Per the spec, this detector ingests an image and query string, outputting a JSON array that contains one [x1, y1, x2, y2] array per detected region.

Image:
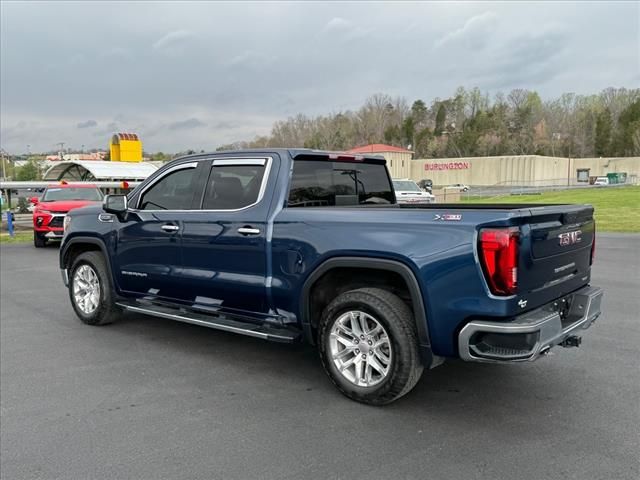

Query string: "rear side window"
[[288, 161, 394, 207], [139, 167, 197, 210], [202, 163, 266, 210]]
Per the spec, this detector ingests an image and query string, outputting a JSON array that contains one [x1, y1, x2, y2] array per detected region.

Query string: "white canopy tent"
[[43, 161, 160, 181]]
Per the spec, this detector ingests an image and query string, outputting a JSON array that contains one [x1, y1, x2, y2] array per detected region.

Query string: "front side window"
[[288, 161, 394, 207], [139, 167, 197, 210], [202, 164, 266, 210]]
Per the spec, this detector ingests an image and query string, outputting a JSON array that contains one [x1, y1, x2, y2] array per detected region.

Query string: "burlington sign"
[[425, 162, 470, 171]]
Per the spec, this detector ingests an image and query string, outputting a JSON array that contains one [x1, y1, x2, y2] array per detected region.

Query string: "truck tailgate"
[[519, 205, 595, 295]]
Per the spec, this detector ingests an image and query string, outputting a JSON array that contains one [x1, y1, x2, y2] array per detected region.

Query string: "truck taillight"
[[479, 227, 519, 296]]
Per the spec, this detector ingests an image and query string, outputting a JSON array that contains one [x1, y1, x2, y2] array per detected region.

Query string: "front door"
[[178, 157, 277, 322], [112, 161, 205, 302]]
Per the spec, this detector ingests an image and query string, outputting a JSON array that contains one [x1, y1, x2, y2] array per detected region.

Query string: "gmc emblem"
[[558, 230, 582, 246]]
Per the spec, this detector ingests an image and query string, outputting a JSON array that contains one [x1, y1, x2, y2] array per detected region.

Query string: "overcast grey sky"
[[1, 1, 638, 153]]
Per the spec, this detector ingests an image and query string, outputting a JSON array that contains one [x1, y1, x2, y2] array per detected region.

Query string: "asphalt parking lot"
[[1, 235, 639, 480]]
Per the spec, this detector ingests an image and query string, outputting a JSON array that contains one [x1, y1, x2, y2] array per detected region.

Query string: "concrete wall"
[[380, 151, 413, 178], [409, 155, 640, 186]]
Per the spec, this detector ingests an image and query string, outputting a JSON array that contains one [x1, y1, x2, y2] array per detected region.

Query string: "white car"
[[593, 177, 609, 186], [449, 183, 470, 192], [392, 179, 436, 204]]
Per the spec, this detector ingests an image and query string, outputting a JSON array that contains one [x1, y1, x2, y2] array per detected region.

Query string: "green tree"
[[16, 157, 42, 181], [435, 104, 446, 136], [594, 108, 613, 156], [612, 99, 640, 156], [150, 152, 170, 162], [411, 99, 428, 126]]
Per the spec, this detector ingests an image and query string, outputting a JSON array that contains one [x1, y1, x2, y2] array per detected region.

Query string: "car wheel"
[[33, 231, 47, 248], [318, 287, 424, 405], [69, 252, 120, 326]]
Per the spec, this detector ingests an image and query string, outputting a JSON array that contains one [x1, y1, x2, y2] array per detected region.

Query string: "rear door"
[[112, 161, 207, 301]]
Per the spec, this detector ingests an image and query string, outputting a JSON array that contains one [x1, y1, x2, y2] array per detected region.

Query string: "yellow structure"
[[109, 133, 143, 162]]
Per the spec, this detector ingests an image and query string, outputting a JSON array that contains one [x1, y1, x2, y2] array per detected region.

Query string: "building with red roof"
[[346, 144, 414, 155], [346, 144, 413, 178]]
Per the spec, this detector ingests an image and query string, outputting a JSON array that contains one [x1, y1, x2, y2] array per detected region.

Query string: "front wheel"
[[69, 252, 120, 325], [318, 287, 424, 405], [33, 231, 47, 248]]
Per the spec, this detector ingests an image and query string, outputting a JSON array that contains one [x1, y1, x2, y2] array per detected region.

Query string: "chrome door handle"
[[237, 227, 260, 236], [161, 224, 180, 233]]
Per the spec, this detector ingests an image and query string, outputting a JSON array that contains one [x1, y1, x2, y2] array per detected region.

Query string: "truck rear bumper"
[[458, 285, 603, 362]]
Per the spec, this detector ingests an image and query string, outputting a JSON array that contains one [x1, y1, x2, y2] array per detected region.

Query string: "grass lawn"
[[0, 231, 34, 244], [463, 185, 640, 233]]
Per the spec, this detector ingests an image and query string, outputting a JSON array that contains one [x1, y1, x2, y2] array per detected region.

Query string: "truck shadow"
[[109, 310, 578, 421]]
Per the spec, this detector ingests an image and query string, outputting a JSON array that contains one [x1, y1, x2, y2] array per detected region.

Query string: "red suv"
[[32, 183, 103, 247]]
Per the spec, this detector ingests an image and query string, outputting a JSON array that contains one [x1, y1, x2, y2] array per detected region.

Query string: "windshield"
[[393, 180, 421, 192], [42, 187, 103, 202]]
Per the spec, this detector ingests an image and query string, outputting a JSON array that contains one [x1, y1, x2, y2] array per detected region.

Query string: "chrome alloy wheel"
[[73, 264, 101, 315], [329, 311, 392, 387]]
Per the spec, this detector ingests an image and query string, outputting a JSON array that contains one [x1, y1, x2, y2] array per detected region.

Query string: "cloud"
[[168, 118, 206, 131], [473, 28, 568, 89], [214, 121, 240, 130], [101, 47, 133, 61], [434, 11, 498, 49], [324, 17, 352, 32], [77, 119, 97, 129], [0, 2, 636, 153], [92, 122, 120, 137], [152, 30, 195, 52], [227, 50, 273, 69], [322, 17, 369, 40]]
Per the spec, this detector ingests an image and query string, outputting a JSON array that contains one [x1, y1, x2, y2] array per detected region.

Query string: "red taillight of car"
[[590, 224, 596, 265], [479, 227, 519, 296]]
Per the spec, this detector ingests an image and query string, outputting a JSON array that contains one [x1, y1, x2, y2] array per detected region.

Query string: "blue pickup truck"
[[59, 149, 603, 404]]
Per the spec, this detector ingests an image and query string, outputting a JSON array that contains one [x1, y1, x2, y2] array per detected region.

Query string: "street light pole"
[[1, 150, 6, 180]]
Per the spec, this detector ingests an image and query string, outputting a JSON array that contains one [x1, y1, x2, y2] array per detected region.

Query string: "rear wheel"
[[318, 287, 423, 405], [69, 251, 120, 325], [33, 231, 47, 248]]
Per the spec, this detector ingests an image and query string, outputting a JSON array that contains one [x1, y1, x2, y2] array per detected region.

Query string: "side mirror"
[[103, 194, 128, 214], [30, 197, 39, 205]]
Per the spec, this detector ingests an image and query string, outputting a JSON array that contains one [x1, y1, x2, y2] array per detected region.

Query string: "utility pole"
[[1, 149, 6, 180]]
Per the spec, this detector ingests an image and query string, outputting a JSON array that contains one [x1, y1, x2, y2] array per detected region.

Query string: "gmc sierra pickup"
[[59, 149, 603, 405]]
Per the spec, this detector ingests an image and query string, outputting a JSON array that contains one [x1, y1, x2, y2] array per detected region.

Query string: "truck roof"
[[177, 148, 387, 164]]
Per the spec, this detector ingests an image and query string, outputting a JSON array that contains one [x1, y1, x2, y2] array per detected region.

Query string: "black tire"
[[318, 287, 424, 405], [68, 251, 120, 326], [33, 231, 47, 248]]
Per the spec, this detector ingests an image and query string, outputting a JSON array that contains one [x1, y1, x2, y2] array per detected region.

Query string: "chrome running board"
[[116, 301, 299, 343]]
